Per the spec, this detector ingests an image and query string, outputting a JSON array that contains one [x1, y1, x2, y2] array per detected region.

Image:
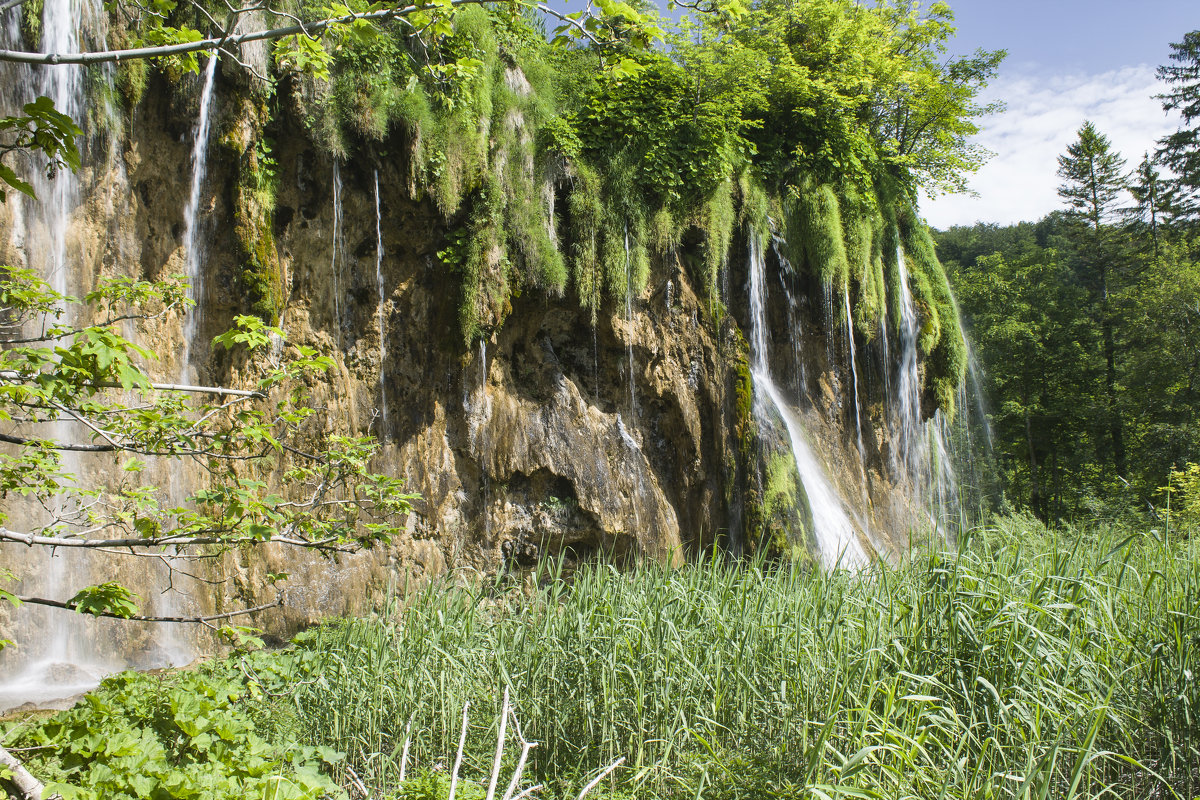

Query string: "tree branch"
[[16, 596, 281, 626], [0, 371, 264, 398], [0, 527, 354, 552], [0, 743, 47, 800], [0, 0, 488, 66], [0, 431, 117, 451]]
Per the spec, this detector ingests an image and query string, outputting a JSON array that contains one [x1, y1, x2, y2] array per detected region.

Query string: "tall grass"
[[287, 516, 1199, 799]]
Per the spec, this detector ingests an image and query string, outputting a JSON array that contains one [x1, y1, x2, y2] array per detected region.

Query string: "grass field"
[[286, 515, 1199, 799], [4, 515, 1197, 799]]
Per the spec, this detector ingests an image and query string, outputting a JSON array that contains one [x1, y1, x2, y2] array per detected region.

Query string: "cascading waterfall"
[[466, 340, 492, 538], [179, 54, 218, 378], [895, 249, 923, 480], [373, 170, 388, 433], [155, 55, 220, 671], [619, 223, 647, 535], [623, 223, 637, 423], [330, 162, 345, 347], [0, 0, 119, 711], [747, 233, 867, 568], [843, 290, 865, 457], [771, 235, 807, 395], [893, 248, 962, 531]]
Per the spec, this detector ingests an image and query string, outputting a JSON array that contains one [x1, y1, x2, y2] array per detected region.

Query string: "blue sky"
[[922, 0, 1197, 227]]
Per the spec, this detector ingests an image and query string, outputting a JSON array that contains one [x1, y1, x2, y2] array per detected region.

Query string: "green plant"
[[0, 656, 347, 800], [0, 270, 416, 631], [283, 520, 1200, 799]]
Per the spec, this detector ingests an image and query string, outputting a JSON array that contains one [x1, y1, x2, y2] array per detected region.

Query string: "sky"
[[920, 0, 1196, 229]]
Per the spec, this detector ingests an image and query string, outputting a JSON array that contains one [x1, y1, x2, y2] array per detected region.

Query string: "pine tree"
[[1057, 121, 1129, 478], [1127, 153, 1164, 259], [1156, 30, 1200, 222]]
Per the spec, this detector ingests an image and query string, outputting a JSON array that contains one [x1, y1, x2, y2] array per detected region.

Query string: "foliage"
[[0, 270, 416, 631], [944, 58, 1200, 519], [0, 654, 347, 800], [0, 96, 81, 202], [282, 520, 1199, 799], [1162, 462, 1200, 538], [1156, 30, 1200, 222]]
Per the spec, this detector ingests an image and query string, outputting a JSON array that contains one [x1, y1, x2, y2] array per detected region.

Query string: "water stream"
[[747, 234, 867, 568], [330, 162, 345, 348], [374, 170, 389, 433], [843, 290, 865, 457], [179, 54, 218, 378], [623, 223, 637, 424], [0, 0, 118, 712], [894, 248, 963, 531]]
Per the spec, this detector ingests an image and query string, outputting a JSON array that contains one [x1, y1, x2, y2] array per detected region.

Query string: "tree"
[[0, 0, 681, 198], [1057, 121, 1129, 478], [1, 269, 417, 631], [1156, 30, 1200, 222], [1127, 153, 1165, 259]]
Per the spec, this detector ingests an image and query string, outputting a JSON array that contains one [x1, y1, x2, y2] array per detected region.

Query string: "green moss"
[[21, 0, 42, 50], [697, 177, 735, 306], [738, 173, 771, 241], [898, 207, 967, 417], [116, 59, 149, 109], [785, 176, 849, 290], [763, 453, 812, 561], [229, 98, 285, 324], [840, 188, 886, 339]]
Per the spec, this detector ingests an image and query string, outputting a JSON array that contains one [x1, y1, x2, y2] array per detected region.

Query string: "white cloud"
[[921, 65, 1181, 229]]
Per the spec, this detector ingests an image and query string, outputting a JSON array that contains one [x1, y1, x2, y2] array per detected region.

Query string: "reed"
[[289, 517, 1199, 799]]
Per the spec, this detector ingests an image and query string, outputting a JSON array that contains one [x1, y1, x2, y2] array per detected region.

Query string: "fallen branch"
[[0, 743, 49, 800], [448, 701, 470, 800], [577, 757, 625, 800]]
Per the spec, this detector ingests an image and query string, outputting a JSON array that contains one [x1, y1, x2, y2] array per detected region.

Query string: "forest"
[[0, 2, 1197, 800], [939, 35, 1200, 525]]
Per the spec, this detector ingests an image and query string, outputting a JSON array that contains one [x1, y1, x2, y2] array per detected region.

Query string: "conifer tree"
[[1127, 153, 1165, 259], [1057, 121, 1128, 478], [1156, 30, 1200, 222]]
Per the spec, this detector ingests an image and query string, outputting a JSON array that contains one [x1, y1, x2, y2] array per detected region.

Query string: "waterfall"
[[331, 162, 345, 347], [373, 170, 388, 433], [965, 345, 994, 451], [148, 54, 220, 671], [0, 0, 120, 712], [179, 55, 218, 377], [623, 222, 637, 423], [843, 290, 865, 457], [894, 248, 962, 531], [465, 341, 492, 539], [748, 234, 867, 569]]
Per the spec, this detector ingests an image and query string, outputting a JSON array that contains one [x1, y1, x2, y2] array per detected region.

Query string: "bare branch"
[[0, 744, 45, 800], [576, 758, 624, 800], [17, 596, 281, 627], [0, 431, 119, 452], [0, 376, 265, 400], [0, 527, 354, 552]]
